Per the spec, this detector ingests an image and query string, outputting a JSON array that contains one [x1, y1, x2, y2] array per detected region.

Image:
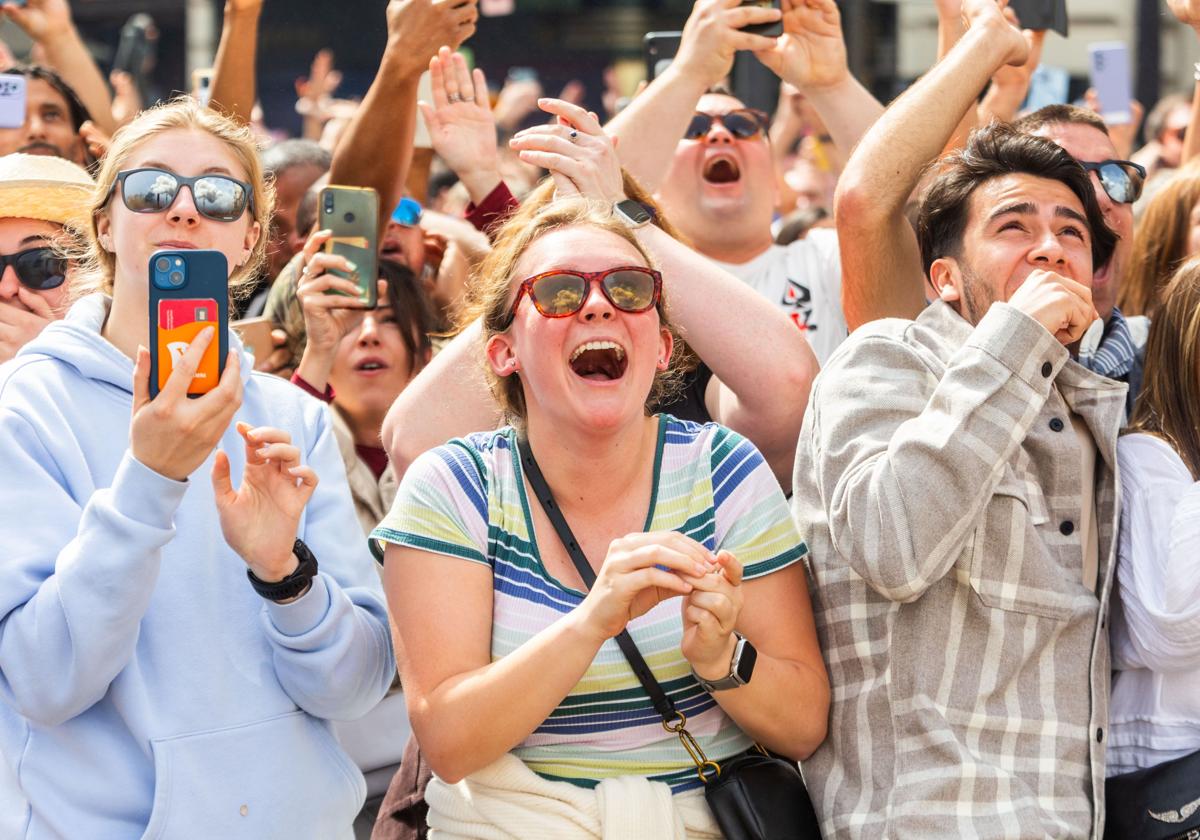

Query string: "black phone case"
[[741, 0, 783, 38], [148, 249, 229, 399], [319, 186, 379, 308], [644, 32, 682, 84]]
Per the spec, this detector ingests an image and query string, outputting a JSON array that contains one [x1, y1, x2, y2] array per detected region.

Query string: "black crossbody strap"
[[517, 435, 678, 724]]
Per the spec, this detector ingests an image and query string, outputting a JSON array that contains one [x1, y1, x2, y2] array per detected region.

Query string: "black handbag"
[[517, 437, 823, 840], [1104, 747, 1200, 840]]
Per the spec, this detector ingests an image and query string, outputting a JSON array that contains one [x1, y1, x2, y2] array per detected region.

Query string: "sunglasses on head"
[[390, 197, 423, 227], [0, 247, 68, 291], [501, 266, 662, 330], [106, 167, 254, 222], [684, 109, 769, 141], [1079, 159, 1146, 205]]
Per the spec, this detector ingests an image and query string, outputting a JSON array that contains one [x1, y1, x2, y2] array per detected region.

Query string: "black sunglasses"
[[106, 167, 255, 222], [0, 246, 68, 291], [1079, 160, 1146, 205], [684, 109, 770, 141]]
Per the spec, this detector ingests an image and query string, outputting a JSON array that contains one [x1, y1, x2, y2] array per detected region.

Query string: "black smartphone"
[[112, 14, 153, 79], [318, 185, 379, 308], [1007, 0, 1069, 37], [644, 32, 682, 83], [148, 250, 229, 399], [741, 0, 783, 38]]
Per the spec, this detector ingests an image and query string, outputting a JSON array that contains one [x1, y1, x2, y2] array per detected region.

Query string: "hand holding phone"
[[130, 331, 243, 482], [148, 251, 229, 398], [318, 186, 379, 307], [1088, 43, 1133, 125]]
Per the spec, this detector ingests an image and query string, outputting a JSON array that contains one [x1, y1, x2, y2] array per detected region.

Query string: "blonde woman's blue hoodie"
[[0, 295, 395, 839]]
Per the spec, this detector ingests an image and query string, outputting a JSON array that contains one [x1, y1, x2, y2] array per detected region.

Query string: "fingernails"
[[693, 563, 706, 576], [257, 447, 270, 457], [345, 260, 357, 271]]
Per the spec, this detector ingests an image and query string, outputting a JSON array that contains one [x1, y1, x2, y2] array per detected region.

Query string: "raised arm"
[[2, 0, 115, 134], [605, 0, 780, 193], [512, 99, 818, 485], [208, 0, 263, 125], [1168, 0, 1200, 165], [837, 0, 1027, 331], [328, 0, 478, 241], [753, 0, 884, 166]]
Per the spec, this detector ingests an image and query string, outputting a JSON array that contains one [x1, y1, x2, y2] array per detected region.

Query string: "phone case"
[[740, 0, 783, 38], [319, 186, 379, 308], [148, 250, 229, 399], [644, 32, 682, 84], [0, 75, 27, 130], [1089, 43, 1133, 126]]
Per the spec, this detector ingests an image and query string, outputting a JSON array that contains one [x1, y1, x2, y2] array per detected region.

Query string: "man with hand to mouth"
[[608, 0, 883, 364], [794, 0, 1126, 835], [0, 152, 92, 363]]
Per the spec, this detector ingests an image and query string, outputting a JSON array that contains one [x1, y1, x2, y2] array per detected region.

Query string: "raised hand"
[[129, 329, 244, 481], [109, 70, 142, 128], [212, 422, 319, 584], [1167, 0, 1200, 30], [673, 0, 782, 90], [0, 0, 73, 43], [681, 550, 745, 680], [385, 0, 479, 76], [576, 532, 712, 642], [963, 0, 1028, 68], [419, 47, 500, 200], [509, 98, 624, 202], [755, 0, 849, 91], [295, 48, 343, 103]]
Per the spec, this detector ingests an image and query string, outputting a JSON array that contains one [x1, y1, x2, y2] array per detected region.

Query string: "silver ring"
[[447, 92, 462, 103], [569, 129, 579, 143]]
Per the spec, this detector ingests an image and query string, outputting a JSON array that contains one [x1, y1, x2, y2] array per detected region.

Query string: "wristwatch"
[[247, 539, 318, 602], [692, 633, 757, 692], [613, 198, 652, 229]]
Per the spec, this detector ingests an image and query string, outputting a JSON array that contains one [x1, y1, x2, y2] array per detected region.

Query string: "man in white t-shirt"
[[608, 0, 882, 363]]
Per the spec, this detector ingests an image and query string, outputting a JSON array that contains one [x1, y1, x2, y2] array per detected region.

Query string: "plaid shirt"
[[793, 302, 1126, 838]]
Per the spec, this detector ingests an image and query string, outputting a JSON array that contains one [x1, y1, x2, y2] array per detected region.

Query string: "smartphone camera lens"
[[169, 270, 184, 286], [344, 211, 355, 223], [155, 256, 170, 272], [324, 194, 334, 214]]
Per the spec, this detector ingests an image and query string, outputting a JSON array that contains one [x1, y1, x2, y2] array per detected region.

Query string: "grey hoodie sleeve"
[[257, 403, 395, 722], [0, 410, 187, 727]]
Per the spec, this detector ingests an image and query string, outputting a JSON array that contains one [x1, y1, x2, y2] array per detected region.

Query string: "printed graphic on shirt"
[[781, 277, 815, 332]]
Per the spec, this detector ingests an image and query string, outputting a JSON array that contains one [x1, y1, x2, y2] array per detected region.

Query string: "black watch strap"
[[247, 539, 318, 602]]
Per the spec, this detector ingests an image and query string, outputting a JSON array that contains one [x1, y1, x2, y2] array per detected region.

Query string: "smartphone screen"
[[0, 75, 27, 130]]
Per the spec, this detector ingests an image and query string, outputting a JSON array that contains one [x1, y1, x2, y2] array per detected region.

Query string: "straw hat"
[[0, 153, 94, 231]]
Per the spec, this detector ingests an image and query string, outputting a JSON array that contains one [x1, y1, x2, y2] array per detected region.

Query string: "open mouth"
[[569, 341, 628, 381], [355, 357, 388, 373], [703, 156, 741, 184]]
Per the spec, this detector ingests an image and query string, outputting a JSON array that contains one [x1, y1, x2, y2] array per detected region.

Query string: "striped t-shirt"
[[371, 415, 806, 791]]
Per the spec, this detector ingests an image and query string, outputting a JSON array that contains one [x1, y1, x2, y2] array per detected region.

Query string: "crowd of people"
[[1, 0, 1198, 837]]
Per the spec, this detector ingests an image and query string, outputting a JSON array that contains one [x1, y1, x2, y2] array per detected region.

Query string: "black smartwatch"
[[692, 633, 757, 692], [247, 539, 318, 602]]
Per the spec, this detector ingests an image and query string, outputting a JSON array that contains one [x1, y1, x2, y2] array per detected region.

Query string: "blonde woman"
[[0, 99, 393, 838]]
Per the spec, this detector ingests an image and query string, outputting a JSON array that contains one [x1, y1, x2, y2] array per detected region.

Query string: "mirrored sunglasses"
[[1080, 160, 1146, 205], [107, 167, 254, 222]]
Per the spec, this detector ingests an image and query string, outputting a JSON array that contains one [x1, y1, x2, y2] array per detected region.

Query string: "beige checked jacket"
[[792, 301, 1126, 839]]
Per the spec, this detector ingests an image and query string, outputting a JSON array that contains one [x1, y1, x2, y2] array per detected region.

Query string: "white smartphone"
[[0, 75, 27, 130], [1088, 43, 1133, 126]]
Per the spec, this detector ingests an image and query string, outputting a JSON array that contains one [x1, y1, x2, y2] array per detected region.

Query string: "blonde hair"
[[1119, 164, 1200, 318], [71, 98, 275, 302], [1126, 256, 1200, 479], [462, 195, 683, 425]]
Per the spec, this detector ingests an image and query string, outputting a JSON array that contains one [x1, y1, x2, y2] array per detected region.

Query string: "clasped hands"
[[575, 531, 746, 680]]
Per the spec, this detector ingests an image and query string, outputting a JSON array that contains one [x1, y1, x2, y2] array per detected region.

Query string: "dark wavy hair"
[[918, 123, 1117, 279]]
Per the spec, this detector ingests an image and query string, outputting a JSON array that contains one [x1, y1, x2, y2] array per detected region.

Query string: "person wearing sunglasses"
[[1013, 105, 1154, 419], [0, 99, 394, 839], [605, 0, 884, 367], [372, 196, 828, 835], [0, 152, 91, 364]]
